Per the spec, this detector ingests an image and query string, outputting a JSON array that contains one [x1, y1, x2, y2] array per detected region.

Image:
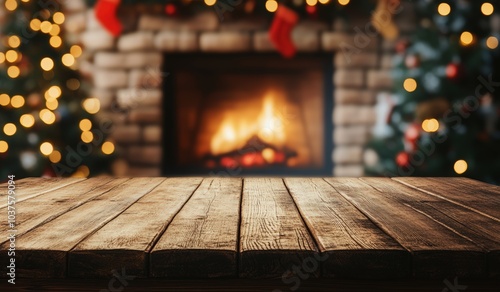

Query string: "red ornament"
[[404, 123, 420, 143], [396, 151, 410, 167], [306, 5, 317, 17], [395, 39, 409, 54], [94, 0, 123, 36], [405, 54, 419, 68], [165, 3, 177, 16], [220, 156, 237, 169], [269, 5, 299, 58], [42, 167, 56, 178], [446, 63, 462, 80]]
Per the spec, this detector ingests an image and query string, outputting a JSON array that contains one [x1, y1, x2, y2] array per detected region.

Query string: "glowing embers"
[[204, 91, 298, 169]]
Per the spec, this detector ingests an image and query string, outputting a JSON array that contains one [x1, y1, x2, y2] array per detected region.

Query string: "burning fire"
[[210, 92, 286, 155]]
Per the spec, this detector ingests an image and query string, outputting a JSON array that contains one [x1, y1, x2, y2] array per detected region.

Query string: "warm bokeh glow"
[[0, 141, 8, 153], [102, 141, 115, 155], [62, 53, 75, 67], [5, 0, 17, 11], [5, 50, 18, 62], [454, 159, 468, 174], [47, 86, 62, 99], [41, 57, 54, 71], [40, 21, 52, 33], [30, 19, 41, 31], [11, 95, 25, 108], [8, 36, 21, 48], [306, 0, 318, 6], [49, 24, 60, 36], [20, 114, 35, 128], [53, 12, 65, 24], [40, 142, 54, 156], [83, 98, 100, 114], [204, 0, 216, 6], [0, 94, 10, 106], [437, 3, 451, 16], [338, 0, 350, 5], [481, 2, 494, 16], [0, 52, 5, 63], [79, 119, 92, 131], [486, 36, 498, 49], [460, 31, 474, 46], [422, 118, 440, 132], [403, 78, 417, 92], [7, 66, 20, 78], [81, 131, 94, 143], [4, 123, 17, 136], [49, 150, 62, 163], [46, 98, 58, 110], [266, 0, 278, 12], [50, 36, 62, 48], [40, 109, 56, 124], [70, 45, 83, 58]]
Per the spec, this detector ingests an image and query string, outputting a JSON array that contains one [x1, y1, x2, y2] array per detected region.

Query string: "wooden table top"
[[1, 177, 499, 282]]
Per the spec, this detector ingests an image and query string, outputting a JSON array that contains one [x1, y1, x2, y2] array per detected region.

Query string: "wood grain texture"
[[0, 177, 127, 245], [391, 177, 500, 278], [393, 177, 500, 221], [150, 178, 242, 278], [0, 177, 165, 278], [69, 178, 203, 278], [324, 178, 487, 279], [285, 178, 410, 279], [0, 177, 84, 208], [239, 178, 318, 278]]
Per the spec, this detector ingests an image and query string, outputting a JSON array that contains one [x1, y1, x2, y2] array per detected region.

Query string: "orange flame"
[[210, 92, 286, 155]]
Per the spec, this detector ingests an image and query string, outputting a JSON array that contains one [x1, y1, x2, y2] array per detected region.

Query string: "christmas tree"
[[365, 0, 500, 184], [0, 0, 114, 178]]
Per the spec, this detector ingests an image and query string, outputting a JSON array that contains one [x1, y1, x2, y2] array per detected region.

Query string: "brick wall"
[[64, 1, 417, 177]]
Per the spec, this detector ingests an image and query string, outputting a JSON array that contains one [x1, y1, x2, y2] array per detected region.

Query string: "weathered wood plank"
[[0, 177, 84, 208], [393, 177, 500, 221], [239, 178, 318, 278], [284, 178, 409, 279], [69, 178, 203, 278], [0, 177, 127, 245], [0, 177, 165, 278], [325, 177, 486, 279], [389, 177, 500, 278], [150, 178, 242, 278]]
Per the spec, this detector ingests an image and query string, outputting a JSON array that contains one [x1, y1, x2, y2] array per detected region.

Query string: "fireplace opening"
[[162, 54, 333, 176]]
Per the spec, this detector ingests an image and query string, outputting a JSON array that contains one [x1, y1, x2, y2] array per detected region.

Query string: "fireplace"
[[162, 54, 333, 176]]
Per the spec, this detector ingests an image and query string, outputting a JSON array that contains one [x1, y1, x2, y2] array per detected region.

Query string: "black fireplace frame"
[[162, 53, 334, 176]]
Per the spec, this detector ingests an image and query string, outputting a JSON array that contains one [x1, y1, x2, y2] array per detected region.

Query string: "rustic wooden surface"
[[0, 177, 499, 290]]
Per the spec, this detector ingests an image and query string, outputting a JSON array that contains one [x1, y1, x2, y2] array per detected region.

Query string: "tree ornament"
[[269, 5, 299, 58], [306, 4, 318, 18], [42, 166, 56, 178], [446, 62, 462, 80], [396, 151, 410, 167], [95, 0, 123, 36], [395, 39, 409, 54], [404, 54, 420, 68], [165, 3, 177, 16], [404, 123, 420, 143]]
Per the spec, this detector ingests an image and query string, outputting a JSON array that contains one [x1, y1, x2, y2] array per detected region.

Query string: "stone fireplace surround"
[[63, 1, 415, 177]]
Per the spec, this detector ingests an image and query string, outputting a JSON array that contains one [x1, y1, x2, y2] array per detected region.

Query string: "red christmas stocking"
[[95, 0, 122, 36], [269, 5, 299, 58]]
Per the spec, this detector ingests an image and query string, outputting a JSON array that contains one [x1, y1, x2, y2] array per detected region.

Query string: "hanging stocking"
[[95, 0, 122, 37], [269, 5, 299, 58]]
